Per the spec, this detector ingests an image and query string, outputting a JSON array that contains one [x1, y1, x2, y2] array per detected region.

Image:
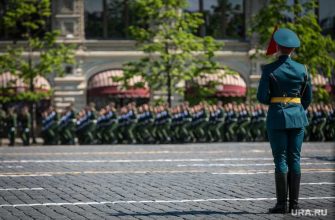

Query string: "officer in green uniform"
[[18, 106, 31, 146], [257, 28, 312, 213], [6, 107, 17, 146]]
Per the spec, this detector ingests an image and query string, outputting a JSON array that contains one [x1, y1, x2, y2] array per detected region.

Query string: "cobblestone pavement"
[[0, 142, 334, 220]]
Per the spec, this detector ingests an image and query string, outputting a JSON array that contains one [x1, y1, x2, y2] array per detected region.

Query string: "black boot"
[[269, 173, 287, 213], [288, 172, 301, 213]]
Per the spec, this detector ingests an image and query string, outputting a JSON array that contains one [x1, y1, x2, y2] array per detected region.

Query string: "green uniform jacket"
[[6, 113, 17, 128], [19, 113, 31, 128], [257, 55, 312, 129]]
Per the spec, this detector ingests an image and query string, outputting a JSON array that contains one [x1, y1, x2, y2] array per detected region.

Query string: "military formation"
[[38, 101, 269, 145], [0, 102, 334, 146]]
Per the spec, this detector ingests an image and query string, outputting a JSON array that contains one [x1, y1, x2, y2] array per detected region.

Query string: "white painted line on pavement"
[[0, 166, 23, 168], [301, 182, 335, 185], [178, 162, 335, 167], [1, 168, 334, 177], [0, 174, 52, 177], [0, 196, 334, 207], [0, 157, 311, 164], [0, 188, 44, 191], [212, 170, 335, 175], [0, 147, 332, 155], [0, 150, 245, 156]]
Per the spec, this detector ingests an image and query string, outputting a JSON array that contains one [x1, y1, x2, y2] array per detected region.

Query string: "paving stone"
[[0, 143, 334, 219]]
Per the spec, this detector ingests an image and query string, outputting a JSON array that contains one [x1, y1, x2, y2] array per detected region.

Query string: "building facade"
[[1, 0, 334, 111]]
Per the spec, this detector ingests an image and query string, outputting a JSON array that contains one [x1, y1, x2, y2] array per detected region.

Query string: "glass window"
[[84, 0, 103, 39], [186, 0, 245, 39], [0, 0, 7, 40], [318, 0, 335, 38], [84, 0, 138, 40]]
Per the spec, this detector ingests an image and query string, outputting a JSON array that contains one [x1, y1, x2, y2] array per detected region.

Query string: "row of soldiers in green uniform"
[[39, 102, 335, 145], [40, 102, 268, 145], [1, 102, 334, 146], [306, 104, 335, 141], [0, 105, 31, 146]]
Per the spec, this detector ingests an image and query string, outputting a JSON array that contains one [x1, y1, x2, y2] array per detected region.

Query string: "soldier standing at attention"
[[257, 28, 312, 213], [18, 106, 31, 146]]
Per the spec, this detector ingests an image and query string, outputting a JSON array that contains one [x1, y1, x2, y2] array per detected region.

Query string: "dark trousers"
[[267, 128, 304, 174]]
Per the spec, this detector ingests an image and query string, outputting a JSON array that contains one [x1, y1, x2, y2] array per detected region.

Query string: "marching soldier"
[[49, 106, 59, 145], [18, 106, 31, 146], [41, 106, 58, 145], [215, 102, 225, 142], [75, 110, 86, 144], [257, 28, 312, 213], [116, 107, 128, 143], [79, 106, 96, 145], [103, 103, 118, 144], [224, 103, 238, 141], [124, 103, 138, 144], [0, 105, 6, 146], [236, 104, 251, 141], [325, 104, 335, 141], [250, 105, 258, 141], [304, 106, 313, 141], [315, 104, 327, 141], [206, 105, 218, 142], [260, 105, 268, 141], [157, 105, 171, 143], [194, 103, 209, 142], [179, 103, 192, 143], [134, 106, 146, 143], [59, 105, 76, 145], [135, 104, 154, 143], [6, 107, 17, 146], [95, 107, 108, 144]]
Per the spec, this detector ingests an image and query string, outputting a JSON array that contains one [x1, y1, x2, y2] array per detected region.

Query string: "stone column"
[[51, 0, 86, 112]]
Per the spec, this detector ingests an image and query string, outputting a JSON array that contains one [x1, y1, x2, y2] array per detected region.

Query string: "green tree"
[[119, 0, 223, 107], [0, 0, 75, 142], [250, 0, 335, 77]]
